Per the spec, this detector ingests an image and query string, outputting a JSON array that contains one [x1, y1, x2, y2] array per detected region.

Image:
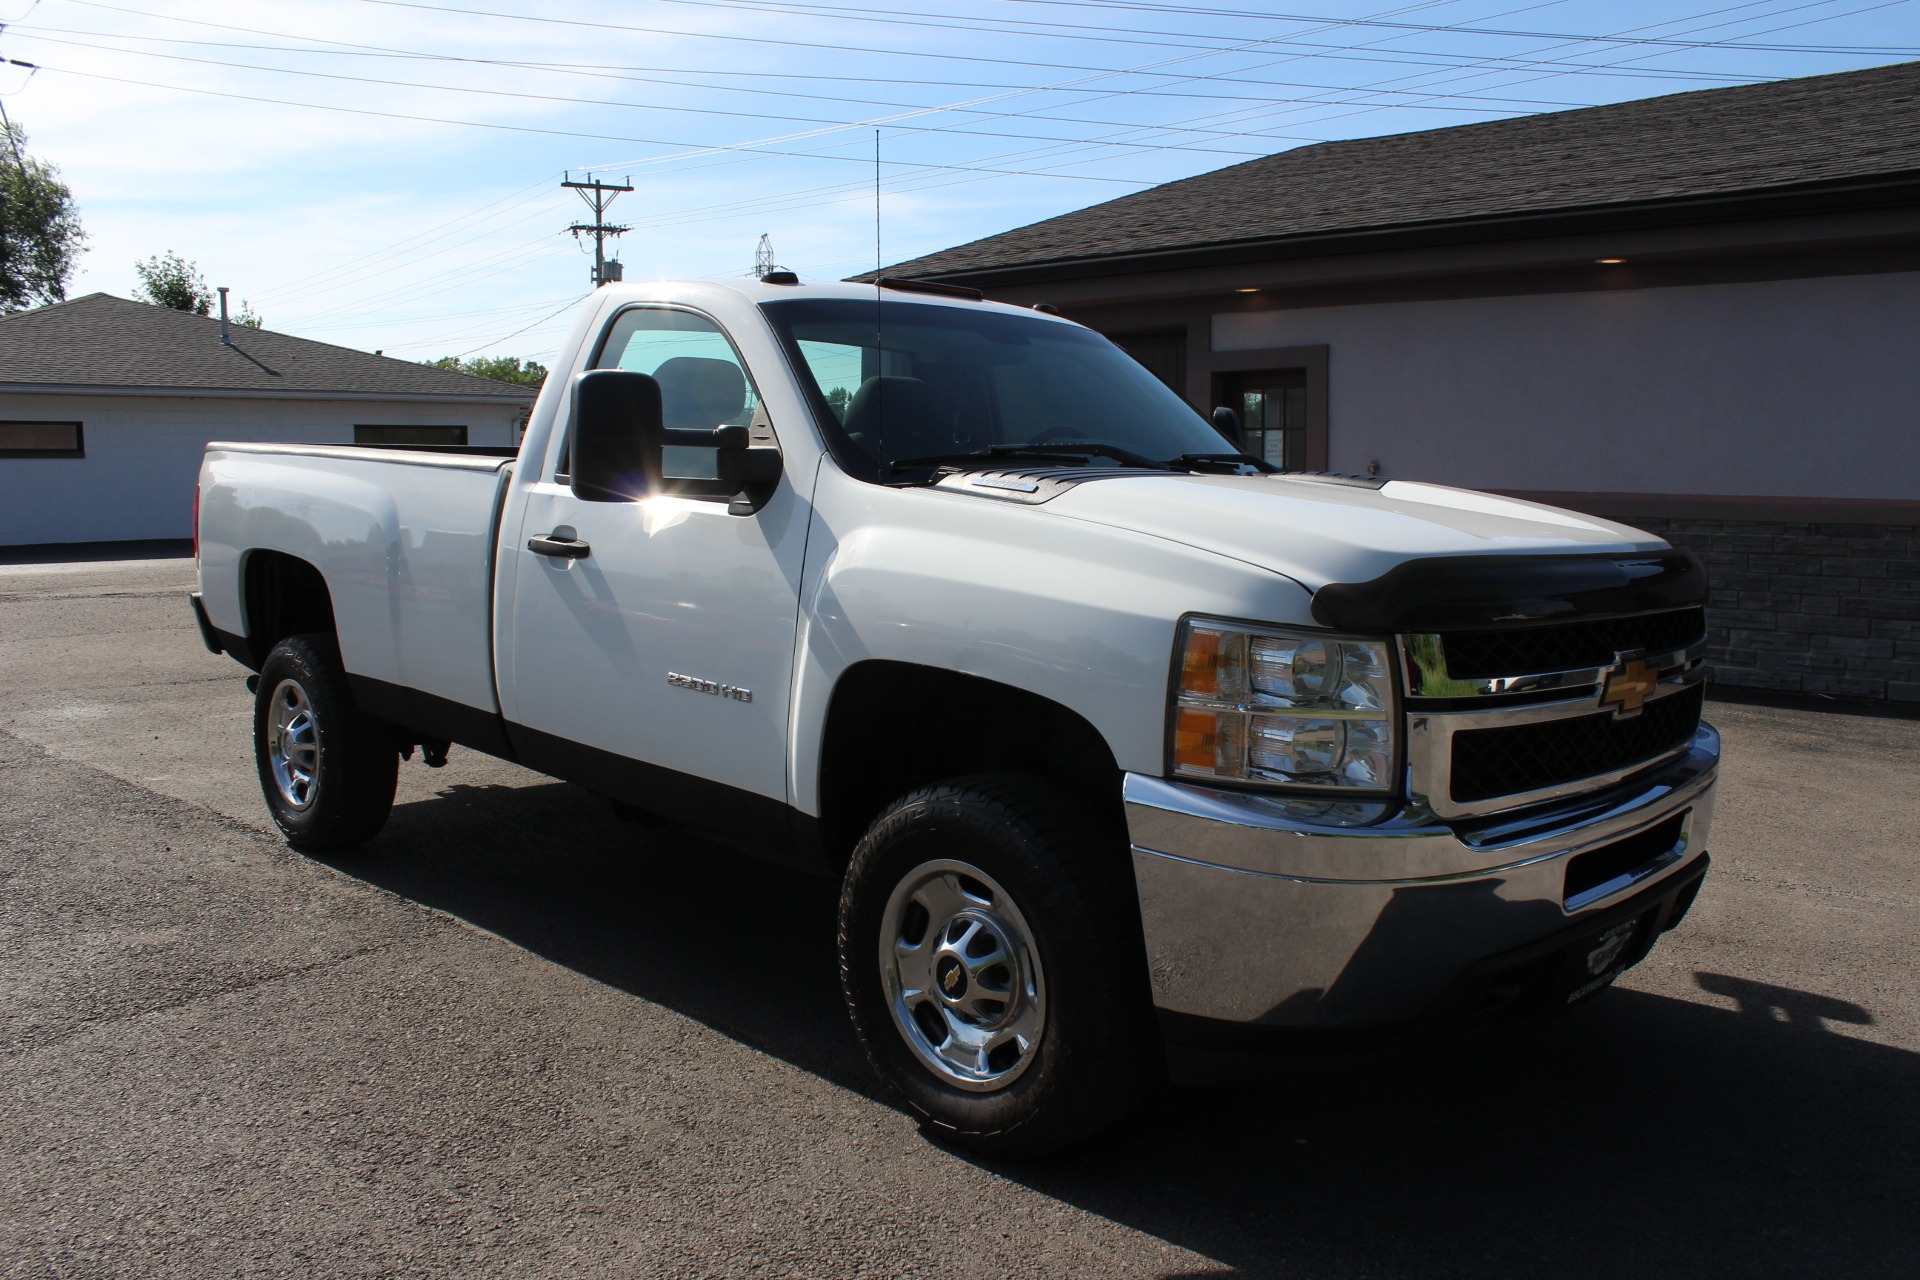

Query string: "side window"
[[559, 307, 768, 488]]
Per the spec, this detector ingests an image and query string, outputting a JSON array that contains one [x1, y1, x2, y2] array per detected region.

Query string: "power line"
[[14, 18, 1629, 113], [11, 30, 1294, 157], [248, 175, 563, 304], [341, 0, 1867, 86], [42, 0, 1826, 201], [294, 294, 582, 333], [32, 62, 1166, 183], [651, 0, 1920, 55], [448, 295, 588, 360], [282, 233, 576, 327], [1262, 0, 1905, 134], [853, 0, 1882, 188], [53, 0, 1785, 104]]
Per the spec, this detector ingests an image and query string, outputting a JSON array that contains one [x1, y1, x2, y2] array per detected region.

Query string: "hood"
[[1041, 472, 1663, 592]]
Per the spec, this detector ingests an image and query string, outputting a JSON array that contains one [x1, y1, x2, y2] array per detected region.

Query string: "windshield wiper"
[[888, 443, 1169, 474], [1166, 452, 1274, 474]]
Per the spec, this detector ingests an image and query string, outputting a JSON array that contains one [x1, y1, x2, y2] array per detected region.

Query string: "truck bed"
[[197, 442, 516, 724]]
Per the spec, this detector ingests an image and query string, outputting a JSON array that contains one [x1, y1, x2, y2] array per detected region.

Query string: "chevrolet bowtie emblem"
[[1598, 652, 1658, 718]]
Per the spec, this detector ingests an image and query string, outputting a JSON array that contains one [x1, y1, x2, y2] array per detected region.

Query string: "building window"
[[1111, 331, 1185, 394], [0, 421, 84, 458], [354, 424, 468, 446], [1221, 369, 1307, 468]]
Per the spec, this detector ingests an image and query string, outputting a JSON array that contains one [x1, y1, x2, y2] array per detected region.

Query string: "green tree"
[[133, 250, 213, 315], [427, 354, 548, 386], [131, 251, 263, 326], [0, 123, 86, 312]]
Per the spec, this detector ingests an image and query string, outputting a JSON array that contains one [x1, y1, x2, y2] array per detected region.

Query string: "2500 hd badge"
[[667, 671, 753, 703]]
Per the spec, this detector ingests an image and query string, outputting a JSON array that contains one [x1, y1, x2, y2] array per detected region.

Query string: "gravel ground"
[[2, 555, 1915, 1279]]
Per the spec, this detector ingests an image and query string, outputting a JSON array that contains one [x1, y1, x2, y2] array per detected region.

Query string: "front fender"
[[787, 464, 1314, 816]]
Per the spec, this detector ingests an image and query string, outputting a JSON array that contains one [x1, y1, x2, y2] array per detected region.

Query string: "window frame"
[[1219, 369, 1309, 470], [1203, 345, 1329, 472], [555, 303, 775, 496], [0, 421, 84, 459]]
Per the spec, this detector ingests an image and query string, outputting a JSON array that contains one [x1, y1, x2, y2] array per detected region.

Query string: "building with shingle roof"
[[874, 61, 1920, 704], [881, 60, 1920, 289], [0, 293, 539, 546]]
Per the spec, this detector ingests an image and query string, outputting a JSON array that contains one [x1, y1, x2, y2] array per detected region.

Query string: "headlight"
[[1171, 618, 1397, 792]]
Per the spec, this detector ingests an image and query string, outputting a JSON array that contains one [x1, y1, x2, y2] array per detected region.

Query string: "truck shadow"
[[330, 779, 1920, 1280]]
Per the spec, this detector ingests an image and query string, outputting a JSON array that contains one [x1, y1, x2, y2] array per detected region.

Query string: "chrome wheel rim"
[[880, 859, 1045, 1092], [268, 678, 319, 811]]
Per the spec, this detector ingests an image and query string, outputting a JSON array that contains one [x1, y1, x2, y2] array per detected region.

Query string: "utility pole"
[[0, 56, 41, 177], [563, 172, 633, 287]]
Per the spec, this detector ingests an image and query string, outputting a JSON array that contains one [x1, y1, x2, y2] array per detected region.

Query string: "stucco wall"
[[0, 394, 524, 545], [1211, 270, 1920, 500]]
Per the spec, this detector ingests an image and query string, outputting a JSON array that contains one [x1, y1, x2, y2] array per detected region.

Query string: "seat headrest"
[[842, 376, 965, 462], [653, 356, 747, 429]]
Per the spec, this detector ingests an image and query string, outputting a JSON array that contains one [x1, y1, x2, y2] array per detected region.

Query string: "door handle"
[[528, 532, 591, 560]]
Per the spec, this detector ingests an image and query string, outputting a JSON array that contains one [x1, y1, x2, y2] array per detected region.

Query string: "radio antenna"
[[873, 128, 884, 478]]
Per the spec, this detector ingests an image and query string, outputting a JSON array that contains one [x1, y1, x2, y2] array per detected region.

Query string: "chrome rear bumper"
[[1126, 725, 1718, 1028]]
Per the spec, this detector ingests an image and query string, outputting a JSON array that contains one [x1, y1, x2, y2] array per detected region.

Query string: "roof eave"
[[0, 383, 537, 404], [891, 169, 1920, 289]]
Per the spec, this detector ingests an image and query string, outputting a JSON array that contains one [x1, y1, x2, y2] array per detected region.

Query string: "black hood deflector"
[[1310, 550, 1708, 633]]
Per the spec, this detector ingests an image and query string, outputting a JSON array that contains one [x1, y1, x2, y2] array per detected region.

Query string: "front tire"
[[838, 775, 1158, 1158], [253, 634, 398, 851]]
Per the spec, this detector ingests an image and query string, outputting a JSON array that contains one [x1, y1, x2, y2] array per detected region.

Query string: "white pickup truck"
[[192, 278, 1718, 1155]]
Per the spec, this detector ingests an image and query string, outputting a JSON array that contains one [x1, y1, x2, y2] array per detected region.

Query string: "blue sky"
[[2, 0, 1915, 365]]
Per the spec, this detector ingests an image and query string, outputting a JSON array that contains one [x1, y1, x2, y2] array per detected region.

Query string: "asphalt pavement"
[[2, 555, 1915, 1279]]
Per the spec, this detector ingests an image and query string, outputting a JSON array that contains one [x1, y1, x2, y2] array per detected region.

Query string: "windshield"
[[761, 298, 1236, 481]]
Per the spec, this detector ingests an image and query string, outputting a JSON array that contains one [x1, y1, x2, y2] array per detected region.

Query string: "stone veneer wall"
[[1630, 518, 1920, 704]]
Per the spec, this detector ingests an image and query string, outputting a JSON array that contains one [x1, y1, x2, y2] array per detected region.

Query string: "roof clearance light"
[[1236, 287, 1260, 293], [1596, 257, 1626, 265]]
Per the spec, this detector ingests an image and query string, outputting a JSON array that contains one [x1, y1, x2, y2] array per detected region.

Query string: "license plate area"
[[1564, 916, 1650, 1003], [1564, 811, 1688, 911]]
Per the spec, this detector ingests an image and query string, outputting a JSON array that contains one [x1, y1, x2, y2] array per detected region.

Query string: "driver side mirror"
[[571, 369, 665, 502]]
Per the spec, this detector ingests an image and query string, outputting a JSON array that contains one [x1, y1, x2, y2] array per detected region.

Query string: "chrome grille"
[[1440, 607, 1707, 679], [1449, 684, 1705, 804], [1402, 613, 1710, 820]]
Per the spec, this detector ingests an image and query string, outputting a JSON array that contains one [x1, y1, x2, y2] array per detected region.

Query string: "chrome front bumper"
[[1127, 725, 1719, 1028]]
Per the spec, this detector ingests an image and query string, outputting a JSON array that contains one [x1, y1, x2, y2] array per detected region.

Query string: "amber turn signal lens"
[[1173, 708, 1222, 771], [1180, 629, 1220, 696]]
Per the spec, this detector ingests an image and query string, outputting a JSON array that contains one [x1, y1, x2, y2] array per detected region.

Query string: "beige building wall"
[[1211, 269, 1920, 502]]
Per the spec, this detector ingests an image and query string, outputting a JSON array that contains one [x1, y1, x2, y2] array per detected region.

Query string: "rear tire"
[[253, 634, 397, 851], [838, 774, 1159, 1158]]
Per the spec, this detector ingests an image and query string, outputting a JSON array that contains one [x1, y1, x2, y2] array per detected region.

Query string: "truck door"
[[502, 304, 807, 848]]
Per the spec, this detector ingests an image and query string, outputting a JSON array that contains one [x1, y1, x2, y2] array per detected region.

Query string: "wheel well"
[[815, 661, 1125, 867], [241, 550, 336, 668]]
